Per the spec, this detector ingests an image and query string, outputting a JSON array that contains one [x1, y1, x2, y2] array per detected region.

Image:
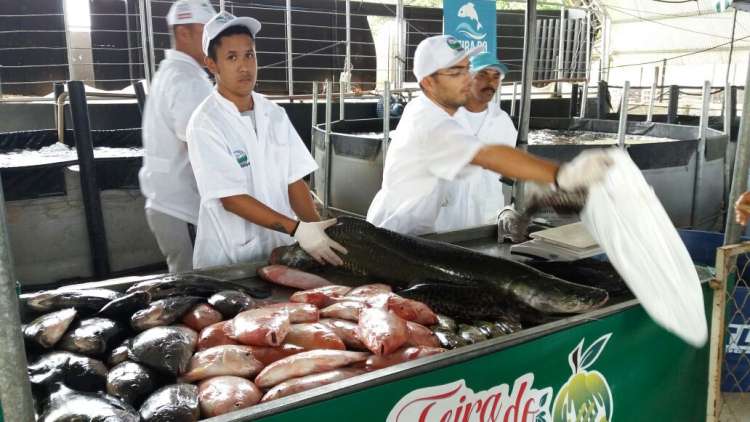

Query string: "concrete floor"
[[719, 393, 750, 422]]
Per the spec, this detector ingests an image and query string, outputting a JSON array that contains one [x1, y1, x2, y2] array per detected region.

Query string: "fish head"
[[268, 244, 321, 271], [25, 291, 59, 312]]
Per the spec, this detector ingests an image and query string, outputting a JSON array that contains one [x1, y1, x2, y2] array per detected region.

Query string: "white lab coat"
[[139, 49, 212, 225], [366, 95, 483, 235], [186, 90, 317, 269], [434, 102, 518, 232]]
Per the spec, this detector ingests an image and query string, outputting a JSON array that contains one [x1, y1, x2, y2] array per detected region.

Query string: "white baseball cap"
[[166, 0, 216, 26], [413, 35, 482, 83], [202, 11, 262, 56]]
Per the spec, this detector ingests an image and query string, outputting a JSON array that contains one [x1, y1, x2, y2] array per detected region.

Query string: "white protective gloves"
[[292, 218, 348, 266], [497, 206, 530, 243], [555, 149, 613, 191]]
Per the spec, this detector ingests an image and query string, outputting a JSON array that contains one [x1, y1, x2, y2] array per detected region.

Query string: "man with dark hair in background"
[[186, 12, 346, 269], [139, 0, 216, 273]]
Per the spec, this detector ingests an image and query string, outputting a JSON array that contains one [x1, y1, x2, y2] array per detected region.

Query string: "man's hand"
[[497, 206, 530, 243], [293, 219, 348, 265], [555, 149, 613, 191], [735, 191, 750, 226]]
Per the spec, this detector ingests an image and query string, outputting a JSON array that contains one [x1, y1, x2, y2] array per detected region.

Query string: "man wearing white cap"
[[435, 52, 517, 232], [366, 35, 612, 235], [186, 12, 346, 269], [139, 0, 216, 273]]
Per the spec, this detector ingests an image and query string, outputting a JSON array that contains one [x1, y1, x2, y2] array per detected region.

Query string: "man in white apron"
[[186, 12, 346, 269], [367, 35, 611, 236], [435, 52, 516, 232], [139, 0, 216, 273]]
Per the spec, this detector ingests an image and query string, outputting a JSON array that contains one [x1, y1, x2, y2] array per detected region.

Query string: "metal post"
[[220, 0, 225, 12], [569, 83, 579, 118], [137, 0, 151, 83], [724, 82, 732, 135], [580, 80, 588, 118], [323, 80, 333, 212], [383, 82, 391, 161], [340, 81, 345, 121], [133, 80, 147, 114], [395, 0, 405, 89], [585, 8, 591, 82], [599, 15, 607, 82], [517, 0, 538, 146], [724, 54, 750, 244], [555, 7, 566, 96], [311, 81, 319, 140], [667, 85, 679, 124], [647, 67, 657, 122], [511, 82, 518, 117], [691, 80, 711, 228], [617, 81, 629, 149], [144, 0, 156, 78], [597, 80, 608, 119], [0, 184, 35, 422], [54, 82, 66, 140], [659, 59, 667, 101], [285, 0, 294, 96], [67, 81, 111, 278]]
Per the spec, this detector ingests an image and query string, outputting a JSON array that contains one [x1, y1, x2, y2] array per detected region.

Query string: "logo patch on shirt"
[[234, 150, 250, 168]]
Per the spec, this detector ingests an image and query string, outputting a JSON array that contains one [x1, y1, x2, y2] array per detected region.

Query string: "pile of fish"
[[20, 272, 469, 420]]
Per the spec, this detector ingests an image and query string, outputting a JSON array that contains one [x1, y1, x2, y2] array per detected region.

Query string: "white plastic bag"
[[581, 148, 708, 347]]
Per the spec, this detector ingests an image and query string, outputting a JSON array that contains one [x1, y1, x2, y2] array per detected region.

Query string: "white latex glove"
[[293, 219, 348, 266], [555, 149, 613, 191], [497, 206, 530, 243]]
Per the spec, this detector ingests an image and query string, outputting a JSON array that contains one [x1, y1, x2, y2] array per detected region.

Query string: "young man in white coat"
[[186, 12, 346, 269], [367, 35, 611, 236], [139, 0, 216, 273], [435, 52, 516, 232]]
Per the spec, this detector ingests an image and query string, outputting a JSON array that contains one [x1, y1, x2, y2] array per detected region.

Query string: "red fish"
[[346, 284, 392, 298], [319, 318, 368, 351], [254, 349, 369, 389], [290, 285, 352, 308], [387, 295, 438, 326], [261, 368, 365, 402], [284, 323, 346, 350], [198, 376, 262, 417], [405, 321, 440, 348], [226, 308, 291, 347], [244, 344, 305, 366], [259, 302, 319, 323], [197, 321, 239, 351], [180, 345, 264, 383], [320, 301, 366, 322], [358, 308, 408, 356], [364, 346, 445, 371], [182, 304, 223, 332], [257, 265, 332, 289]]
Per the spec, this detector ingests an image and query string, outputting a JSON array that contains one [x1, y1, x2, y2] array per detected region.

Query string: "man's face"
[[206, 34, 257, 97], [469, 67, 502, 105], [424, 57, 472, 109]]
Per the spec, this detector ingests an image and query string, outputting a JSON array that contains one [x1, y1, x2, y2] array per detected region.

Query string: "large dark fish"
[[28, 351, 108, 392], [38, 383, 139, 422], [107, 361, 156, 407], [23, 308, 77, 349], [130, 296, 202, 331], [22, 288, 122, 314], [126, 273, 271, 300], [139, 384, 200, 422], [99, 291, 152, 321], [270, 217, 608, 316], [207, 290, 255, 318], [58, 317, 123, 356], [526, 258, 631, 297], [129, 326, 197, 376], [108, 339, 132, 367]]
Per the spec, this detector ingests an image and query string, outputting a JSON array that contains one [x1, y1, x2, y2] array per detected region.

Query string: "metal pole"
[[659, 59, 667, 101], [0, 185, 35, 422], [585, 8, 591, 82], [569, 83, 579, 118], [617, 81, 629, 149], [667, 85, 679, 124], [144, 0, 156, 79], [383, 82, 391, 161], [310, 81, 319, 190], [395, 0, 405, 90], [285, 0, 293, 96], [137, 0, 151, 84], [220, 0, 225, 12], [724, 55, 750, 244], [555, 7, 565, 96], [647, 67, 657, 122], [517, 0, 538, 146], [597, 80, 608, 119], [133, 80, 147, 114], [54, 82, 66, 141], [691, 80, 711, 229], [67, 81, 111, 278], [511, 82, 518, 117], [323, 80, 333, 212], [724, 82, 732, 135], [340, 81, 345, 121], [599, 15, 606, 82], [580, 80, 588, 118]]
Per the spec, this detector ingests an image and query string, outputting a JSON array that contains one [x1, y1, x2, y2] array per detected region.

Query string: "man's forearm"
[[288, 179, 321, 222], [220, 195, 298, 235], [471, 145, 559, 184]]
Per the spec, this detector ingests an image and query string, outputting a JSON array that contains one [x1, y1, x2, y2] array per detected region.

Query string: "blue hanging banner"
[[443, 0, 496, 54]]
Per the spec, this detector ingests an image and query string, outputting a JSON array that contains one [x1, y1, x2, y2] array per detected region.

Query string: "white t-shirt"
[[139, 49, 212, 225], [434, 102, 518, 232], [186, 90, 317, 269], [366, 95, 484, 235]]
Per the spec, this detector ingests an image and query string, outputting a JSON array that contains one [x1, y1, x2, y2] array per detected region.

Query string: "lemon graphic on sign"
[[552, 334, 613, 422]]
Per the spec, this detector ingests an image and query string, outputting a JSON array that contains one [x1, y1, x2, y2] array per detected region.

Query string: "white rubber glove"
[[292, 219, 348, 266], [555, 149, 613, 191], [497, 206, 530, 243]]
